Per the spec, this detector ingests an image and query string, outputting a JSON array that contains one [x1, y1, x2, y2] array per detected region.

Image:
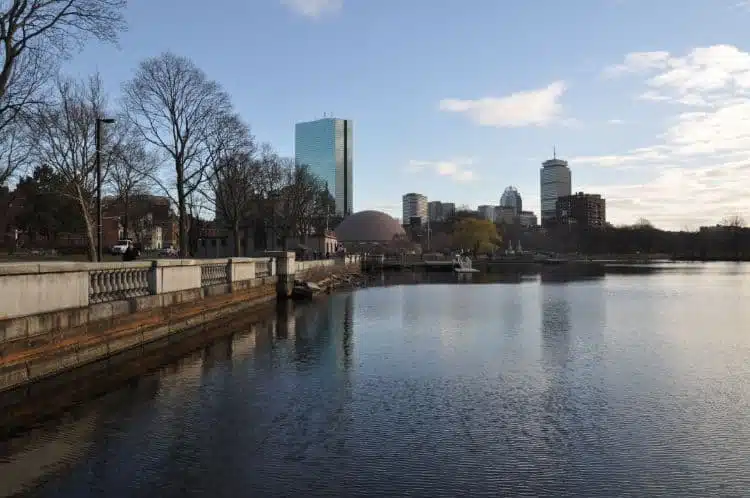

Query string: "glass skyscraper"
[[294, 118, 354, 216]]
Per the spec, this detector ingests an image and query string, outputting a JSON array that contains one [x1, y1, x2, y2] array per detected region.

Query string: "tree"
[[722, 215, 746, 228], [249, 144, 286, 249], [122, 52, 233, 257], [451, 218, 501, 255], [211, 150, 262, 257], [14, 164, 81, 242], [279, 163, 327, 246], [107, 122, 156, 240], [634, 218, 653, 229], [0, 119, 32, 186], [0, 0, 126, 135], [722, 215, 746, 260], [310, 187, 336, 234], [28, 74, 112, 260]]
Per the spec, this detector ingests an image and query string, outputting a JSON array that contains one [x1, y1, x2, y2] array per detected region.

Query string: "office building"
[[295, 117, 354, 216], [402, 193, 428, 225], [495, 206, 516, 225], [518, 211, 538, 228], [556, 192, 606, 227], [500, 186, 523, 215], [477, 205, 497, 222], [427, 201, 456, 222], [540, 156, 572, 225]]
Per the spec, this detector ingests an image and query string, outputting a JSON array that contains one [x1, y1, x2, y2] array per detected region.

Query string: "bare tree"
[[107, 122, 155, 240], [122, 52, 233, 257], [0, 0, 126, 133], [28, 73, 111, 260], [0, 118, 31, 186], [210, 152, 255, 256], [722, 215, 746, 228], [279, 163, 326, 247]]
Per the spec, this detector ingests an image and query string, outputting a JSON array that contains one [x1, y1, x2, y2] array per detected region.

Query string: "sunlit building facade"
[[402, 193, 428, 225], [295, 118, 354, 216]]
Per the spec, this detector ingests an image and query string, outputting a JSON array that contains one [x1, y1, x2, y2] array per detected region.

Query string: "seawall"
[[0, 254, 361, 396]]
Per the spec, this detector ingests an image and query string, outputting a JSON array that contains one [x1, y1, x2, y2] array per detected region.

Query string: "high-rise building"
[[295, 117, 354, 216], [556, 192, 606, 227], [428, 201, 442, 222], [500, 186, 523, 214], [540, 156, 571, 225], [402, 193, 428, 225], [477, 205, 497, 222], [427, 201, 456, 222]]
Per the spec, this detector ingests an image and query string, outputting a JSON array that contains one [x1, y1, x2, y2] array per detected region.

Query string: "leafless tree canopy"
[[280, 163, 327, 242], [0, 117, 31, 185], [108, 120, 156, 239], [0, 0, 126, 133], [121, 51, 233, 256], [723, 215, 746, 228], [28, 73, 111, 260]]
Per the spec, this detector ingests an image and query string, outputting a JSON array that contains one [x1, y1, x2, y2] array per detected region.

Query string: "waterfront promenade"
[[0, 253, 360, 397]]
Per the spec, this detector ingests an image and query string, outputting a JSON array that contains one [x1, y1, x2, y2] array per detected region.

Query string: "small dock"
[[363, 255, 455, 272]]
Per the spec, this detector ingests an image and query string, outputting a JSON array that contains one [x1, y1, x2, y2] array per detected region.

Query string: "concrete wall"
[[0, 254, 361, 394], [0, 257, 275, 321], [294, 254, 361, 274]]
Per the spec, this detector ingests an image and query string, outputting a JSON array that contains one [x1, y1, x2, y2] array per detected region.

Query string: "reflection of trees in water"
[[541, 268, 605, 283], [0, 375, 162, 497]]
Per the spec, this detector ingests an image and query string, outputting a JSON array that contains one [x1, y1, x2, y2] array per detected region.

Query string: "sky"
[[63, 0, 750, 230]]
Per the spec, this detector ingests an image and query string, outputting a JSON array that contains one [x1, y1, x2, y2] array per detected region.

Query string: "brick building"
[[555, 192, 606, 228]]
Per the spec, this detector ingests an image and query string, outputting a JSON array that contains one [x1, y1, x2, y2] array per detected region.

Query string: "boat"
[[291, 280, 323, 300], [452, 254, 480, 273]]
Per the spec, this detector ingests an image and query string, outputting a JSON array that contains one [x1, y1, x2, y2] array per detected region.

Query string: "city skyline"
[[56, 0, 750, 229]]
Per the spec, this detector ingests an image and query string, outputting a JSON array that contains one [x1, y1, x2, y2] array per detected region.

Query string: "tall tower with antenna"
[[540, 147, 571, 226]]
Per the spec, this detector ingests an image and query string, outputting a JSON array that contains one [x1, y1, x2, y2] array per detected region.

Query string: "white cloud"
[[602, 51, 671, 77], [438, 81, 568, 127], [584, 44, 750, 229], [607, 118, 625, 125], [280, 0, 342, 18], [408, 157, 476, 182]]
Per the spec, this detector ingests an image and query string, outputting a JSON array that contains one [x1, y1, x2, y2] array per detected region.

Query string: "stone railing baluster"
[[88, 264, 152, 304]]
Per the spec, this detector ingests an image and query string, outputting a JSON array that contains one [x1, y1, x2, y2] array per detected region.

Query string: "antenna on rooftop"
[[553, 146, 557, 160]]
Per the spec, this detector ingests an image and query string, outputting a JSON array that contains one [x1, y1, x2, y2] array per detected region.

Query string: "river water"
[[2, 263, 750, 497]]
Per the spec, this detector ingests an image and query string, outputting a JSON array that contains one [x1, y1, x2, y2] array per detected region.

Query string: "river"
[[2, 263, 750, 497]]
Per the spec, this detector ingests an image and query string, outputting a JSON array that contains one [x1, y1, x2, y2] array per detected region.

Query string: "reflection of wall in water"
[[276, 300, 297, 340]]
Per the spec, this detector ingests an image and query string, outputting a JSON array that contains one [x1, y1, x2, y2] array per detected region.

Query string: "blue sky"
[[65, 0, 750, 229]]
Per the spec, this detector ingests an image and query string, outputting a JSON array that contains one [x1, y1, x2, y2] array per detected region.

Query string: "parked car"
[[159, 247, 179, 258], [110, 239, 133, 255]]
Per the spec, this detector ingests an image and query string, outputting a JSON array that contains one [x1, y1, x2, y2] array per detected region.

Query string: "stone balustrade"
[[0, 254, 362, 322], [295, 254, 361, 273], [0, 252, 364, 397], [0, 257, 277, 322]]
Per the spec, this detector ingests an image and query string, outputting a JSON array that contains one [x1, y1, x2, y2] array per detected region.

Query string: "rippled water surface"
[[3, 264, 750, 497]]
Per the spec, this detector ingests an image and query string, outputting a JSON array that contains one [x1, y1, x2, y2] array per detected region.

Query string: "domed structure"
[[334, 210, 406, 242]]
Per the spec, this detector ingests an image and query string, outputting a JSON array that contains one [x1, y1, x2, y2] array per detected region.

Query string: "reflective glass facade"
[[295, 118, 354, 216]]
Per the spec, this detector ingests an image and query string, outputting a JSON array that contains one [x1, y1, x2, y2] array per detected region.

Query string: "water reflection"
[[4, 268, 750, 497], [540, 286, 572, 370]]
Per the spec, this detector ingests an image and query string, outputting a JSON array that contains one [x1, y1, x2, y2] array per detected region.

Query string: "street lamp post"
[[96, 117, 115, 262]]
